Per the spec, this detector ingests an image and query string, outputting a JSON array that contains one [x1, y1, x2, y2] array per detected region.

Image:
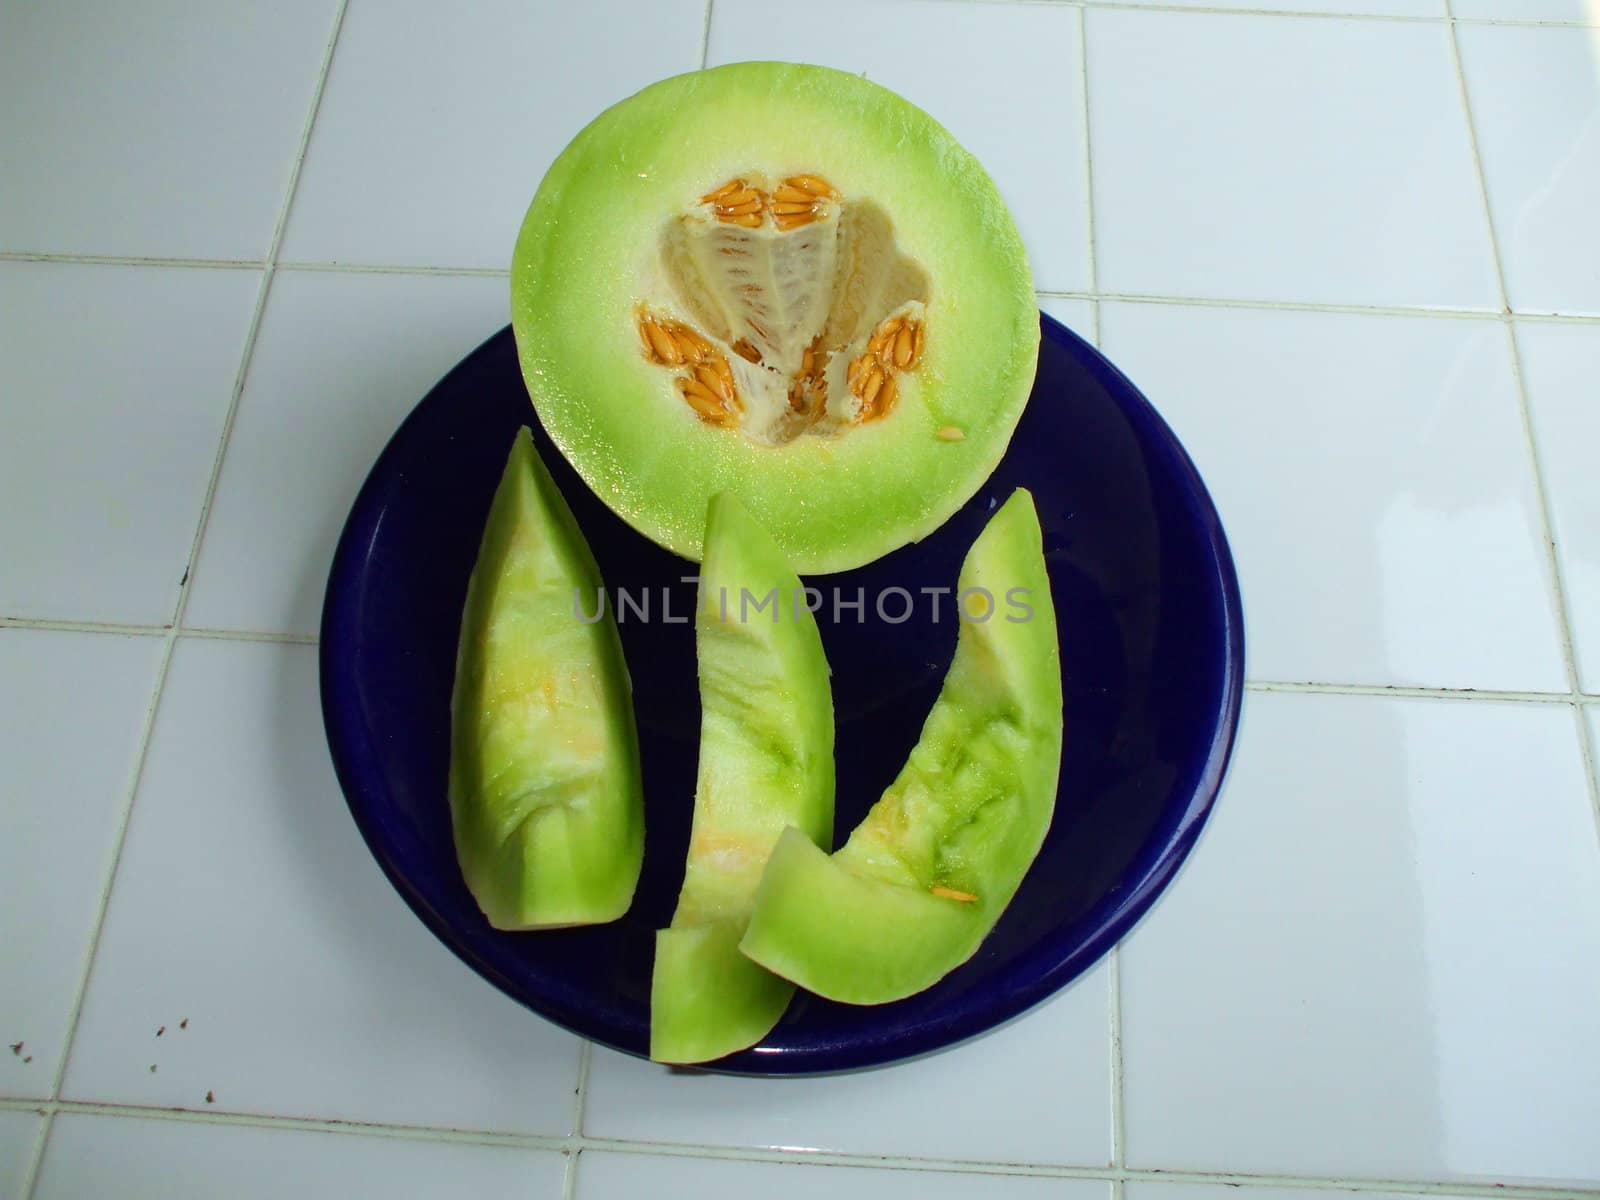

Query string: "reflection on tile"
[[1122, 691, 1600, 1184], [33, 1114, 566, 1200], [707, 0, 1089, 293], [0, 0, 336, 258], [63, 640, 581, 1134], [1515, 322, 1600, 690], [184, 270, 509, 636], [585, 966, 1111, 1166], [1, 630, 163, 1097], [1457, 25, 1600, 315], [1098, 302, 1566, 690], [0, 262, 259, 624], [576, 1151, 1107, 1200], [1087, 9, 1497, 309], [280, 0, 705, 268]]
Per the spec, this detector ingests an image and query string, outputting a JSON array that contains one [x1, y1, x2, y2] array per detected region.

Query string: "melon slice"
[[512, 61, 1038, 575], [739, 490, 1061, 1003], [651, 494, 835, 1063], [448, 428, 644, 929]]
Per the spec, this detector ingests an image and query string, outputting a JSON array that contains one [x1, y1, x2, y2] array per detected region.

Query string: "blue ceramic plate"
[[320, 313, 1244, 1075]]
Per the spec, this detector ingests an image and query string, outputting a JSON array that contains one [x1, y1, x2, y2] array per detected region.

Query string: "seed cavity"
[[936, 426, 965, 442], [647, 171, 929, 443]]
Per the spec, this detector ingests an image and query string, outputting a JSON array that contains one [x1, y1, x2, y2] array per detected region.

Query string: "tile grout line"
[[0, 250, 264, 269], [16, 623, 180, 1199], [17, 5, 352, 1197], [1245, 679, 1574, 704], [0, 617, 170, 639], [277, 260, 510, 278], [1443, 0, 1600, 845], [572, 1041, 594, 1138], [170, 0, 348, 644], [2, 1096, 1598, 1198], [699, 0, 715, 68], [0, 617, 320, 645], [7, 251, 1600, 326], [560, 1042, 594, 1200], [1075, 2, 1102, 347], [1051, 289, 1504, 322], [3, 618, 1590, 703], [1078, 8, 1119, 1182], [1108, 951, 1127, 1185]]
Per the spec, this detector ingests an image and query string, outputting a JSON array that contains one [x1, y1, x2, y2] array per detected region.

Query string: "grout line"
[[26, 8, 352, 1199], [1245, 680, 1573, 704], [1443, 0, 1513, 311], [562, 1146, 583, 1200], [15, 1105, 52, 1200], [170, 0, 348, 642], [1054, 289, 1504, 322], [1444, 0, 1600, 844], [571, 1042, 594, 1138], [1075, 4, 1103, 347], [0, 617, 168, 639], [275, 260, 510, 279], [24, 628, 181, 1192], [3, 249, 1596, 325], [3, 1097, 1598, 1197], [180, 627, 319, 646], [1066, 0, 1599, 27], [0, 618, 1576, 702], [0, 250, 261, 270], [1108, 950, 1127, 1182], [699, 0, 715, 68], [0, 616, 316, 645]]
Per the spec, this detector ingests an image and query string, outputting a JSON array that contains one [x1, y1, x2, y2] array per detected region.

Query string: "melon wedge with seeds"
[[651, 493, 835, 1063], [739, 489, 1061, 1003], [511, 60, 1038, 574], [449, 428, 644, 929]]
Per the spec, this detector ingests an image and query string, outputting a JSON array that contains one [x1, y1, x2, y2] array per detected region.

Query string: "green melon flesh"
[[651, 493, 835, 1063], [449, 428, 644, 929], [739, 490, 1061, 1003], [512, 61, 1038, 575]]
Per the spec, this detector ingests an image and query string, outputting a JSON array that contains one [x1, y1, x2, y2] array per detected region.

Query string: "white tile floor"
[[4, 1, 1600, 1197]]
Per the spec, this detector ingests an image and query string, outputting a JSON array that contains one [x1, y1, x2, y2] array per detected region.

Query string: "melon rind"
[[511, 61, 1039, 575]]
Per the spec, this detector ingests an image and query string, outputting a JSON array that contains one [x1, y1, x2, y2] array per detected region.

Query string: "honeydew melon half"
[[511, 61, 1039, 575], [739, 489, 1062, 1003]]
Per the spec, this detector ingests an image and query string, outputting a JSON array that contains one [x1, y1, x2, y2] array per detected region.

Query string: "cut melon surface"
[[448, 428, 644, 930], [651, 493, 835, 1063], [512, 61, 1038, 574], [740, 489, 1062, 1003]]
